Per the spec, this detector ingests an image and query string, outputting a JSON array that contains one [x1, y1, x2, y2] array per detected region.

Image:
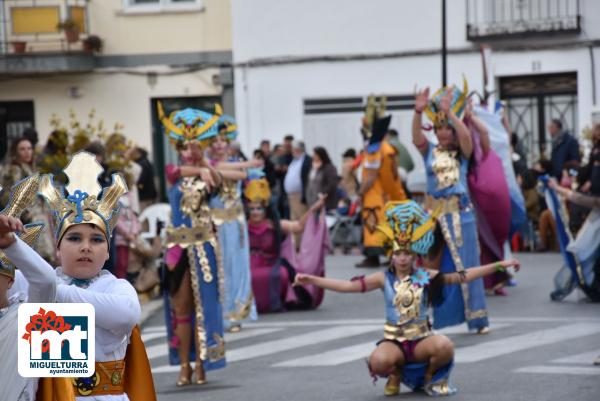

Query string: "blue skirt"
[[433, 210, 489, 331], [164, 240, 226, 371], [213, 208, 257, 329]]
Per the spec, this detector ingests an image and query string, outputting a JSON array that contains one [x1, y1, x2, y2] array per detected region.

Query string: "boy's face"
[[57, 224, 109, 280]]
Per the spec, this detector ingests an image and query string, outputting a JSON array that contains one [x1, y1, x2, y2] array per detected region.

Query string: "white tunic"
[[1, 237, 57, 401], [3, 237, 142, 401]]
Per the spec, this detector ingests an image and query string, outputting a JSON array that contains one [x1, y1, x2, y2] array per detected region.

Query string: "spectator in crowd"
[[271, 144, 283, 165], [283, 140, 312, 248], [521, 169, 540, 227], [229, 141, 248, 161], [386, 129, 414, 175], [21, 127, 39, 150], [131, 147, 158, 210], [340, 148, 359, 199], [37, 129, 69, 184], [1, 137, 56, 265], [579, 123, 600, 196], [511, 132, 528, 181], [260, 139, 271, 158], [535, 159, 559, 252], [115, 194, 141, 280], [549, 119, 580, 179], [276, 135, 295, 218], [280, 135, 294, 166], [253, 149, 277, 188], [306, 146, 338, 211]]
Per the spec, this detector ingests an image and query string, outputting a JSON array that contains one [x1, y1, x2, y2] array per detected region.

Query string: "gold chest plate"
[[180, 177, 212, 226], [393, 278, 424, 324], [431, 148, 460, 190]]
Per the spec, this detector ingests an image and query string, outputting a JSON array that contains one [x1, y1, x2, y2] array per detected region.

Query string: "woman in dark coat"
[[305, 147, 338, 210]]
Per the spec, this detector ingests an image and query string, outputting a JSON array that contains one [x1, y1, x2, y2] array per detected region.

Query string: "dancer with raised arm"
[[412, 80, 490, 333]]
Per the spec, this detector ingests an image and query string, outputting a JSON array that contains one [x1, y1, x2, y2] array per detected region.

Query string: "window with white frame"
[[124, 0, 204, 13]]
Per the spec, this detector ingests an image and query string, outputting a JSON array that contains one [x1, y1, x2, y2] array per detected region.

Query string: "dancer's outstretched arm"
[[438, 259, 520, 285], [214, 159, 263, 171], [294, 271, 385, 293]]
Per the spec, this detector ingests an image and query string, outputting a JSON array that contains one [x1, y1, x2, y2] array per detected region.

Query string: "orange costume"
[[361, 116, 406, 257]]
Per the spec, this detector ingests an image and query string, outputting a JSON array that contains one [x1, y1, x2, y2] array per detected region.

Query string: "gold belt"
[[211, 203, 244, 225], [72, 359, 125, 397], [384, 320, 431, 342], [166, 225, 214, 247], [425, 195, 462, 215], [425, 195, 466, 247]]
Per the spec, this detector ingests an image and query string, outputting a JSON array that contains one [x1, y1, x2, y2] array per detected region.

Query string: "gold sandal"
[[477, 326, 491, 335], [195, 362, 207, 385], [384, 373, 401, 396], [176, 362, 192, 387]]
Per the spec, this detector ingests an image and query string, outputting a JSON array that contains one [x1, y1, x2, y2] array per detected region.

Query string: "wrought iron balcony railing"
[[466, 0, 581, 40], [0, 0, 90, 54]]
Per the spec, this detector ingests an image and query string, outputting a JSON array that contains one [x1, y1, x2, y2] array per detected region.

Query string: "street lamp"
[[441, 0, 447, 87]]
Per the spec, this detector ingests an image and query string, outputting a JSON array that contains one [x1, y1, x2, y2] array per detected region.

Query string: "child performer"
[[9, 151, 156, 401], [295, 200, 520, 396]]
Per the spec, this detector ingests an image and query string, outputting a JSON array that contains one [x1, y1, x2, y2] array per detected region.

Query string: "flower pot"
[[11, 41, 26, 53], [64, 28, 80, 44]]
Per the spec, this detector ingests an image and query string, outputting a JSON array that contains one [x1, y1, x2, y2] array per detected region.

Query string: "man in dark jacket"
[[132, 147, 158, 210], [549, 119, 580, 179]]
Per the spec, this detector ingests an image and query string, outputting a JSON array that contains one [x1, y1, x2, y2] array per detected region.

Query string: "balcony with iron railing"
[[466, 0, 581, 41], [0, 0, 94, 74]]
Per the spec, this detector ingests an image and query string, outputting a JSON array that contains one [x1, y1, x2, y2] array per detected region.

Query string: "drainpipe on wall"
[[589, 45, 597, 107]]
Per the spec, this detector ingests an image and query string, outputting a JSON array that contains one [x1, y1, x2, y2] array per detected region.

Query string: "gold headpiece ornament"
[[376, 200, 441, 256], [361, 95, 387, 140], [158, 102, 223, 148], [243, 178, 271, 204], [424, 77, 468, 129], [39, 151, 128, 245], [0, 175, 45, 279]]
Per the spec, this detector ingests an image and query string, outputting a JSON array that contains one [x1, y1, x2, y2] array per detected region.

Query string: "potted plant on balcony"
[[57, 19, 80, 43], [82, 35, 103, 53], [10, 41, 27, 53]]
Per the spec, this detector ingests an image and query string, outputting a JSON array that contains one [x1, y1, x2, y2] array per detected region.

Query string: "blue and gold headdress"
[[244, 177, 271, 205], [377, 200, 439, 256], [218, 114, 238, 141], [39, 151, 127, 245], [158, 102, 222, 148], [424, 77, 468, 129], [0, 175, 45, 279]]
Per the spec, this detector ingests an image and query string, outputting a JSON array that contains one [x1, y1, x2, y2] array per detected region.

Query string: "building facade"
[[231, 0, 600, 174], [0, 0, 234, 196]]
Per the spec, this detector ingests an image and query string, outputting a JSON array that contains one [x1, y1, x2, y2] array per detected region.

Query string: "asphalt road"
[[142, 252, 600, 401]]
